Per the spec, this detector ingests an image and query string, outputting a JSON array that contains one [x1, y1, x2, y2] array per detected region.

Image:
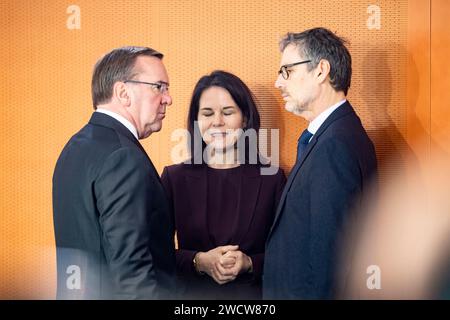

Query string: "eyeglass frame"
[[278, 60, 311, 80], [124, 79, 170, 94]]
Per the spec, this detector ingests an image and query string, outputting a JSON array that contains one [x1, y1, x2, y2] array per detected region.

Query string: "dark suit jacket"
[[161, 163, 286, 299], [263, 101, 378, 299], [52, 112, 176, 299]]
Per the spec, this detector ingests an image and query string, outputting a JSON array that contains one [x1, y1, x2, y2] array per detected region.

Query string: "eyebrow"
[[155, 80, 169, 86], [134, 77, 169, 85], [200, 106, 236, 110]]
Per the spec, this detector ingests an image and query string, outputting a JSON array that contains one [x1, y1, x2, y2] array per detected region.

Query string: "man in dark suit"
[[53, 46, 176, 299], [263, 28, 378, 299]]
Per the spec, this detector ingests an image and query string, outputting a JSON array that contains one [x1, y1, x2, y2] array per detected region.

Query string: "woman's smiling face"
[[197, 86, 246, 150]]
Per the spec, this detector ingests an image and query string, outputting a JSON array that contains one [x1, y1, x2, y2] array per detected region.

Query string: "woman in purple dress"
[[161, 70, 285, 299]]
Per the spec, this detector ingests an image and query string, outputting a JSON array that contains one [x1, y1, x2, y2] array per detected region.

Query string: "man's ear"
[[316, 59, 330, 83], [113, 81, 131, 106]]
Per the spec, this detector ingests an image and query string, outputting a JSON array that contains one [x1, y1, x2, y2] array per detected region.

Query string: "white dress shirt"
[[95, 108, 139, 140], [307, 99, 347, 142]]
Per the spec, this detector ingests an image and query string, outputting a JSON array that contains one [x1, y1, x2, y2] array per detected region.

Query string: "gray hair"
[[91, 46, 163, 109], [280, 27, 352, 95]]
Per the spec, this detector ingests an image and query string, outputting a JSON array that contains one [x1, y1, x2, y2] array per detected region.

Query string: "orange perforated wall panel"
[[0, 0, 447, 298]]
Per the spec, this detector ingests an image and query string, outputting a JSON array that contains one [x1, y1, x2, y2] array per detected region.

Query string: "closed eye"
[[222, 106, 236, 115]]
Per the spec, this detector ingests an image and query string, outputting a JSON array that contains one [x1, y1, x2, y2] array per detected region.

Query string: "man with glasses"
[[263, 28, 377, 299], [53, 46, 176, 299]]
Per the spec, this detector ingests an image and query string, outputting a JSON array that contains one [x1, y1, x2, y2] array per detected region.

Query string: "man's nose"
[[162, 93, 172, 106], [275, 73, 285, 89]]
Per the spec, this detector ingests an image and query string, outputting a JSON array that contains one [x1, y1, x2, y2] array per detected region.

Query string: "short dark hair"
[[187, 70, 261, 164], [91, 46, 163, 108], [280, 27, 352, 95]]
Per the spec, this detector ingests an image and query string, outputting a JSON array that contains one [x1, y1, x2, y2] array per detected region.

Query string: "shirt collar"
[[95, 108, 139, 140], [308, 99, 347, 136]]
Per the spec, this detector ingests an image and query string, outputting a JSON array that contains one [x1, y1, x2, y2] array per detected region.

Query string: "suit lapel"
[[89, 112, 162, 183], [267, 101, 356, 239], [89, 112, 137, 144], [268, 138, 318, 238]]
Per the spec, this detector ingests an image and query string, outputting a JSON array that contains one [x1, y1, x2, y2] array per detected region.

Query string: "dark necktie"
[[297, 129, 313, 162]]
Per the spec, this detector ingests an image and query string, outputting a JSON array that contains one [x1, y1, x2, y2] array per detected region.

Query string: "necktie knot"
[[298, 129, 313, 145], [296, 129, 313, 162]]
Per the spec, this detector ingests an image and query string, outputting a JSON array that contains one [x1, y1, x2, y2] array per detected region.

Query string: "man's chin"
[[292, 109, 305, 116], [284, 102, 294, 112], [285, 102, 310, 119], [285, 102, 301, 115], [141, 124, 162, 139], [152, 122, 163, 132]]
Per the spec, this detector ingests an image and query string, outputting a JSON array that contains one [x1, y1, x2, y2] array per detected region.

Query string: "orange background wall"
[[0, 0, 448, 299]]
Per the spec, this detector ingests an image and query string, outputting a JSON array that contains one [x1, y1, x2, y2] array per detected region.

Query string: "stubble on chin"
[[285, 101, 303, 116], [284, 101, 295, 113]]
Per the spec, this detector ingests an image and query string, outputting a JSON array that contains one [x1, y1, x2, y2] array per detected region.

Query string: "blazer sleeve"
[[160, 167, 173, 213], [307, 138, 362, 299], [95, 147, 158, 299], [274, 169, 287, 210], [251, 169, 286, 280]]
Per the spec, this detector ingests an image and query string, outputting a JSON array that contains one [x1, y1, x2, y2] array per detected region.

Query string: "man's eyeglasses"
[[124, 80, 169, 94], [278, 60, 311, 80]]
